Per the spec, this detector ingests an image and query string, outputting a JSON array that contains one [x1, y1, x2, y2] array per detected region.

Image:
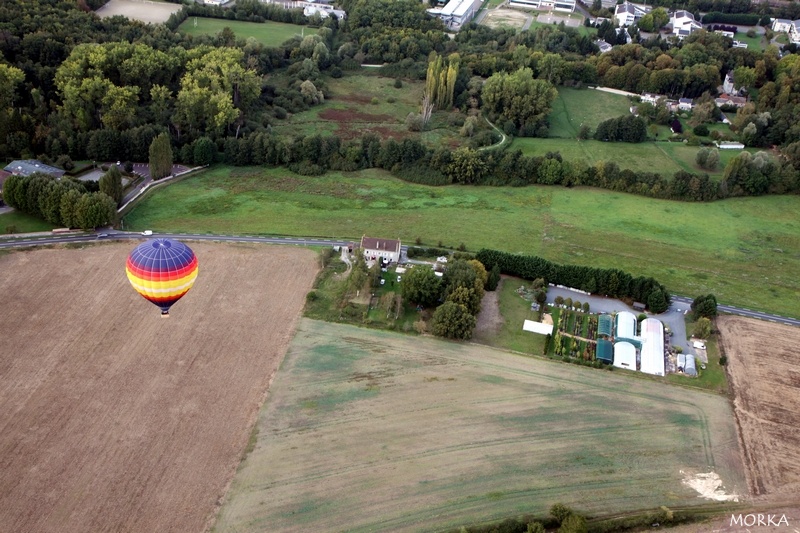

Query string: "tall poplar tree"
[[148, 133, 173, 180]]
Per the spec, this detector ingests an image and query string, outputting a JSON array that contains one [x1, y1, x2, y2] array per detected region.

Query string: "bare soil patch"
[[95, 0, 182, 24], [718, 316, 800, 498], [474, 285, 503, 339], [482, 7, 530, 30], [0, 242, 318, 533]]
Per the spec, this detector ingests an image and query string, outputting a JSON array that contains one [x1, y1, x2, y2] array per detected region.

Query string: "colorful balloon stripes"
[[126, 239, 198, 315]]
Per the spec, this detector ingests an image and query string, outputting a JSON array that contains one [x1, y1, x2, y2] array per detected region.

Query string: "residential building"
[[614, 2, 648, 26], [670, 10, 702, 37], [772, 18, 792, 33], [641, 93, 666, 105], [791, 20, 800, 43], [3, 160, 66, 179], [732, 40, 748, 48], [715, 93, 747, 108], [360, 236, 402, 263], [678, 97, 693, 111], [596, 40, 613, 53]]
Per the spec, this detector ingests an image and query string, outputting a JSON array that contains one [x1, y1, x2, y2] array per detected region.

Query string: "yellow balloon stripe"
[[126, 268, 198, 295]]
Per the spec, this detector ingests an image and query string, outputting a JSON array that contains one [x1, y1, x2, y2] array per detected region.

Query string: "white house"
[[614, 2, 648, 26], [671, 10, 702, 37], [678, 97, 693, 111], [616, 27, 633, 44], [361, 236, 401, 263], [510, 0, 576, 13], [715, 93, 747, 108], [791, 20, 800, 43], [714, 29, 735, 38], [641, 92, 667, 105], [772, 18, 792, 33], [723, 71, 736, 94], [732, 40, 748, 48]]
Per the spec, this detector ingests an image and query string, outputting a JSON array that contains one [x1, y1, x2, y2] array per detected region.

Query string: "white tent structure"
[[523, 320, 553, 336], [640, 318, 665, 376], [613, 342, 636, 370], [615, 311, 637, 339]]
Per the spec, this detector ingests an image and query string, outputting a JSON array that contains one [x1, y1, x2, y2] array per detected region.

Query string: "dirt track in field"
[[718, 316, 800, 499], [0, 242, 318, 533]]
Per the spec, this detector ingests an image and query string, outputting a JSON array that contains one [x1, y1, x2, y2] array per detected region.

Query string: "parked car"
[[142, 230, 153, 236], [397, 276, 402, 282], [96, 233, 108, 239], [380, 279, 385, 285]]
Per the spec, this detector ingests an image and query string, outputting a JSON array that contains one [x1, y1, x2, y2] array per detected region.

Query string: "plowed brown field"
[[718, 316, 800, 498], [0, 242, 318, 533]]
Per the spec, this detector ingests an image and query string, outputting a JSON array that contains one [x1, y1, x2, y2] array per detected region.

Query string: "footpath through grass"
[[214, 318, 745, 532], [124, 166, 800, 318]]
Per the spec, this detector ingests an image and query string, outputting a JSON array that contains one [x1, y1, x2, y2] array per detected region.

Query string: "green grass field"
[[733, 31, 765, 50], [548, 88, 633, 138], [177, 17, 316, 47], [512, 137, 752, 179], [0, 210, 56, 234], [123, 166, 800, 318], [474, 277, 547, 354], [214, 319, 744, 532]]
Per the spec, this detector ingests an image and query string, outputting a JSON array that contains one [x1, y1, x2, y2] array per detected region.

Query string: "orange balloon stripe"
[[125, 255, 198, 281]]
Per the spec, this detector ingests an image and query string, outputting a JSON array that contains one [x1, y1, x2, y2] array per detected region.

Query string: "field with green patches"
[[733, 31, 765, 50], [177, 17, 315, 47], [123, 166, 800, 318], [548, 88, 633, 138], [474, 277, 547, 354], [214, 319, 745, 532], [271, 73, 464, 146]]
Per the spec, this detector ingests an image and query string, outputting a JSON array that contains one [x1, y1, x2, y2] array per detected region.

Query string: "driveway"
[[545, 286, 694, 356]]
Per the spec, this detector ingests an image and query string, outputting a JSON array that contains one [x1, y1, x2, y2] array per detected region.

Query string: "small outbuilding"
[[685, 353, 697, 376], [523, 319, 553, 336], [3, 160, 66, 179]]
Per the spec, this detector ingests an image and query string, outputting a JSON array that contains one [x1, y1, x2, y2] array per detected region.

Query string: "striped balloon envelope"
[[126, 239, 199, 317]]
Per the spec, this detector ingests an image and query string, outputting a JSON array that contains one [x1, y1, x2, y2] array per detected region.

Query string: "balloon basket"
[[161, 312, 170, 319]]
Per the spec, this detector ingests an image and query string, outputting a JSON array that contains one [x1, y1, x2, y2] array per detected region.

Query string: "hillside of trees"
[[2, 0, 800, 206]]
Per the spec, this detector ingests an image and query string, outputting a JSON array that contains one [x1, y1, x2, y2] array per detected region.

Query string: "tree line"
[[475, 249, 672, 313], [2, 173, 117, 230]]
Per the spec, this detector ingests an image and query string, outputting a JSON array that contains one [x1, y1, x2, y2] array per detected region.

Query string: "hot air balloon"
[[126, 238, 198, 317]]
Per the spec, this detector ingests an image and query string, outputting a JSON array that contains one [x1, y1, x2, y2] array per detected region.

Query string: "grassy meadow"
[[270, 73, 465, 147], [177, 17, 316, 47], [124, 166, 800, 318], [214, 319, 745, 532], [548, 88, 633, 138], [0, 210, 56, 234]]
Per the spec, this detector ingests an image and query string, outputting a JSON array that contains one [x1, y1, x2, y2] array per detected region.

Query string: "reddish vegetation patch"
[[335, 124, 410, 141], [319, 108, 396, 123]]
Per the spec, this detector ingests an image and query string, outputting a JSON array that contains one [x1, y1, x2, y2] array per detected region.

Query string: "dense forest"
[[2, 0, 800, 207]]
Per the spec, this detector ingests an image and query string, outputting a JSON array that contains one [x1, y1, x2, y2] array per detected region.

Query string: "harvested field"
[[481, 8, 531, 31], [0, 242, 318, 533], [95, 0, 182, 24], [718, 316, 800, 498], [215, 319, 745, 532]]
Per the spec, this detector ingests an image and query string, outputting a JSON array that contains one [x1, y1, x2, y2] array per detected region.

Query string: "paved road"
[[2, 230, 798, 328]]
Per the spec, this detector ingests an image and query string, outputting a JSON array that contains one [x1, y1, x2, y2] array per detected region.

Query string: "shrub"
[[719, 355, 727, 365], [693, 124, 709, 136], [394, 78, 403, 88], [387, 96, 396, 103], [370, 97, 379, 105]]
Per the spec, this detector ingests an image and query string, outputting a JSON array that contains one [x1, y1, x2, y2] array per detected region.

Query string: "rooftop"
[[360, 236, 401, 252]]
